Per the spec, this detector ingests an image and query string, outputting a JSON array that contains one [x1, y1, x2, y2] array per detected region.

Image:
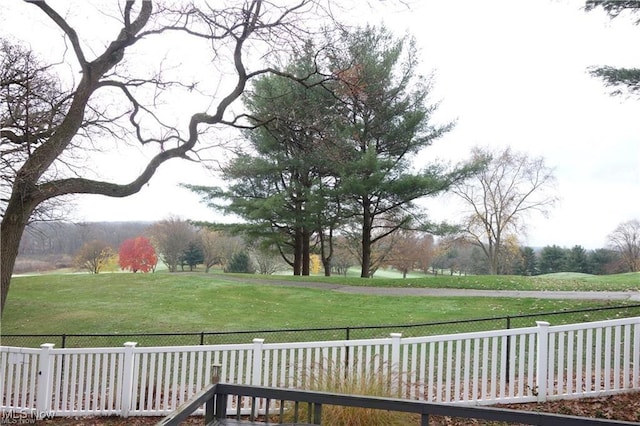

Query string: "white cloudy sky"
[[4, 0, 640, 249]]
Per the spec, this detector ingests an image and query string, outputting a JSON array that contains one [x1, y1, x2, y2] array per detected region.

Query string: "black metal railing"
[[3, 303, 639, 348], [158, 382, 638, 426]]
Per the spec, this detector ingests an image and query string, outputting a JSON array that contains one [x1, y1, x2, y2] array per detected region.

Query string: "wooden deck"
[[209, 421, 312, 426]]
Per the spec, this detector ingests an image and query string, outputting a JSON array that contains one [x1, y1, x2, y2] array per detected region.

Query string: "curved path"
[[220, 276, 640, 301]]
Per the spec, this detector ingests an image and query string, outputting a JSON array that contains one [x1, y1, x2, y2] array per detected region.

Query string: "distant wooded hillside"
[[19, 221, 153, 256]]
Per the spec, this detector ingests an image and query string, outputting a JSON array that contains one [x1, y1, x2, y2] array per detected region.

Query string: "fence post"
[[36, 343, 55, 415], [205, 364, 222, 423], [506, 317, 512, 382], [535, 321, 550, 402], [120, 342, 137, 418], [634, 317, 640, 388], [390, 333, 402, 396], [252, 339, 264, 386]]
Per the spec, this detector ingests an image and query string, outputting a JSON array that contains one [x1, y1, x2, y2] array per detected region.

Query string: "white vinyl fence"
[[1, 317, 638, 418]]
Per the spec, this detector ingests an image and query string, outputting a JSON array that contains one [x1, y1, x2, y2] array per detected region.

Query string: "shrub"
[[224, 251, 255, 274], [74, 240, 115, 274], [119, 236, 157, 273], [281, 361, 418, 426]]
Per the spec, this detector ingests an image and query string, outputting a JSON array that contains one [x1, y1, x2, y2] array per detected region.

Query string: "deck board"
[[208, 420, 313, 426]]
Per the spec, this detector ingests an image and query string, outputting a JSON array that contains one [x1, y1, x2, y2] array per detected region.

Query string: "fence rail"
[[1, 316, 639, 418], [161, 382, 640, 426], [3, 303, 639, 348]]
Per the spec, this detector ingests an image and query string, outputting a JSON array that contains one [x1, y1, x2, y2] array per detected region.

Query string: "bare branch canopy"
[[0, 0, 343, 313]]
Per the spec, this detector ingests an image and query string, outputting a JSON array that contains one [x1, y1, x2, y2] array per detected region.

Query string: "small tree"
[[432, 236, 474, 275], [197, 229, 245, 273], [119, 236, 157, 273], [331, 237, 357, 276], [149, 217, 196, 272], [416, 234, 435, 275], [181, 240, 204, 272], [200, 229, 221, 273], [309, 254, 322, 275], [75, 240, 114, 274], [386, 230, 423, 278], [607, 219, 640, 272], [225, 251, 255, 274], [252, 246, 283, 275]]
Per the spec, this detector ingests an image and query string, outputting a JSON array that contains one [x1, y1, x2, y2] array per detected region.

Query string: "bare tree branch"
[[2, 0, 350, 312]]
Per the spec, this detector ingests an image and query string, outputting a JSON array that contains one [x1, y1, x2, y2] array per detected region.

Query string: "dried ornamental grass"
[[281, 360, 420, 426]]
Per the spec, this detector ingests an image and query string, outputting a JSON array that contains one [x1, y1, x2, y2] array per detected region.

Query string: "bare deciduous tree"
[[199, 229, 223, 273], [199, 228, 244, 273], [331, 236, 357, 276], [0, 0, 336, 313], [0, 40, 73, 224], [148, 217, 197, 273], [74, 240, 115, 274], [452, 146, 557, 275], [250, 245, 284, 275], [416, 234, 435, 274], [385, 230, 431, 278], [607, 219, 640, 272]]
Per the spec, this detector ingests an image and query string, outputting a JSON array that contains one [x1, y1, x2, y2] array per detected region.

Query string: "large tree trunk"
[[319, 227, 333, 277], [293, 229, 302, 275], [1, 194, 36, 313], [323, 262, 331, 277], [301, 228, 310, 276], [0, 223, 23, 314], [361, 206, 372, 278], [489, 242, 499, 275], [488, 258, 498, 275]]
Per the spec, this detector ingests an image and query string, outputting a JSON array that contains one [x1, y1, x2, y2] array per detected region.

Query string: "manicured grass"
[[2, 272, 636, 337], [258, 271, 640, 291]]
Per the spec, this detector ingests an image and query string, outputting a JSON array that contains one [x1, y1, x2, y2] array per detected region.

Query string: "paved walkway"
[[220, 276, 640, 301]]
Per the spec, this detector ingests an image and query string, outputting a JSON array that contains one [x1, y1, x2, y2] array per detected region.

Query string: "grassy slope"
[[2, 272, 637, 335], [258, 271, 640, 291]]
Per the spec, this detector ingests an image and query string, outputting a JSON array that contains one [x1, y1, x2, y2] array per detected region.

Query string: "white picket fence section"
[[1, 317, 639, 418]]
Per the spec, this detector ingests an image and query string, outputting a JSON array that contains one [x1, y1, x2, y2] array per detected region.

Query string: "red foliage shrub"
[[118, 237, 157, 273]]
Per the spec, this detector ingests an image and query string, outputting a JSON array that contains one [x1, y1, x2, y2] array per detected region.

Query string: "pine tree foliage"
[[189, 26, 480, 278], [586, 1, 640, 96]]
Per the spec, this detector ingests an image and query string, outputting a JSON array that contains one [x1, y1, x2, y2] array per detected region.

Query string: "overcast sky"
[[5, 0, 640, 250]]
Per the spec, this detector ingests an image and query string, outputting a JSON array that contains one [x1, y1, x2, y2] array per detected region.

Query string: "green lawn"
[[2, 272, 638, 338], [261, 270, 640, 291]]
